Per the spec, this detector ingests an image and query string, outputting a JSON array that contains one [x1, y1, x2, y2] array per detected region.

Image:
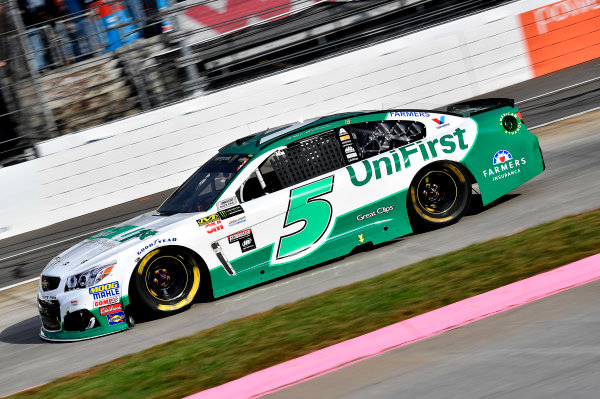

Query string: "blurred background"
[[0, 0, 509, 166], [0, 0, 598, 241]]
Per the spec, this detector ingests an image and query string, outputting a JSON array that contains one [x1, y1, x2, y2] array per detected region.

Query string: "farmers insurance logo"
[[483, 150, 527, 181]]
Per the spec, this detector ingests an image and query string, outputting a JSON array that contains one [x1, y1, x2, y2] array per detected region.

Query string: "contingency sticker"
[[216, 196, 239, 210], [228, 228, 256, 253], [338, 128, 358, 162], [217, 205, 244, 219], [197, 213, 221, 227], [99, 303, 123, 316], [89, 281, 120, 301], [107, 311, 126, 326]]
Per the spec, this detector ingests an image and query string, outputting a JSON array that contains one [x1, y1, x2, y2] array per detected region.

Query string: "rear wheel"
[[408, 162, 471, 228], [133, 248, 201, 314]]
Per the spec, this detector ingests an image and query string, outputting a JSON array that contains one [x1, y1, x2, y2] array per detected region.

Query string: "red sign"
[[520, 0, 600, 77], [93, 297, 119, 308], [99, 303, 123, 315], [206, 220, 224, 234]]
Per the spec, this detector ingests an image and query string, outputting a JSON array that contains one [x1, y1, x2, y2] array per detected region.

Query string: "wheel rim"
[[144, 255, 189, 301], [416, 170, 458, 215]]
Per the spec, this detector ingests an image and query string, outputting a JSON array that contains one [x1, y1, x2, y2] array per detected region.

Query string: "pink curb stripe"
[[186, 253, 600, 399]]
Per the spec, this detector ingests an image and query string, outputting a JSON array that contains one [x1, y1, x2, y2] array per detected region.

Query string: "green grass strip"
[[14, 207, 600, 399]]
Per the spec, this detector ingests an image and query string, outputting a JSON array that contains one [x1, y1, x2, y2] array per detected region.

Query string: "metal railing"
[[0, 0, 511, 167]]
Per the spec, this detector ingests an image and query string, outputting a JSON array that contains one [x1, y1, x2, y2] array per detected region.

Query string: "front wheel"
[[133, 248, 201, 314], [408, 162, 472, 228]]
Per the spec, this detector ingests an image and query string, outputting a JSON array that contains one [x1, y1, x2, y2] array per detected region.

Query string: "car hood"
[[42, 212, 192, 276]]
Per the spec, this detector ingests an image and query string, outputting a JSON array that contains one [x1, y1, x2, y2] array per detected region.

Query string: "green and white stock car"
[[38, 98, 544, 341]]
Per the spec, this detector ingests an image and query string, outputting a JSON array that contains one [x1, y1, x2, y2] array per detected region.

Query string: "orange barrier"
[[520, 0, 600, 77]]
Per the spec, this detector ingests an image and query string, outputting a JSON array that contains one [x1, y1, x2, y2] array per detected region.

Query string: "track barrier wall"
[[0, 0, 598, 241]]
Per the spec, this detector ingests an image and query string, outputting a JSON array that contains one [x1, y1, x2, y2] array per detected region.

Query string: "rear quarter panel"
[[461, 107, 544, 205]]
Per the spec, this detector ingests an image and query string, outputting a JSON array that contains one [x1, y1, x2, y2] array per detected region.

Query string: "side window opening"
[[340, 120, 426, 161], [237, 130, 346, 202], [271, 130, 345, 188], [238, 171, 264, 202]]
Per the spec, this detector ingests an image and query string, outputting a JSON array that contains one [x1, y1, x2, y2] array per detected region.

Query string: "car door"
[[213, 130, 347, 274]]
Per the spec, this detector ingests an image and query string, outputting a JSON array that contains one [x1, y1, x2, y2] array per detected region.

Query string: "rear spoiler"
[[447, 98, 515, 117]]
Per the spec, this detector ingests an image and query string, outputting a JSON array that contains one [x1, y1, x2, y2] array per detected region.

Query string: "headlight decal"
[[65, 262, 116, 291]]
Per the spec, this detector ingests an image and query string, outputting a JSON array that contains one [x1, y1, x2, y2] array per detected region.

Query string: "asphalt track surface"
[[267, 278, 600, 399], [0, 58, 598, 396]]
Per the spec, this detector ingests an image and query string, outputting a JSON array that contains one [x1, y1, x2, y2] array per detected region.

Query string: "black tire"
[[408, 162, 472, 228], [133, 248, 201, 314]]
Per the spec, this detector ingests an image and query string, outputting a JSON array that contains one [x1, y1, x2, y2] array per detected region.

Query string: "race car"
[[38, 98, 544, 341]]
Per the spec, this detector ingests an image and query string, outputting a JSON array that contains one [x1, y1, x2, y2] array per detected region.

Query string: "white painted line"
[[529, 105, 600, 130], [0, 276, 39, 292], [0, 228, 104, 265], [516, 76, 600, 104]]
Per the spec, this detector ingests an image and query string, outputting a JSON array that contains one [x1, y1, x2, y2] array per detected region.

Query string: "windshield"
[[158, 154, 251, 214]]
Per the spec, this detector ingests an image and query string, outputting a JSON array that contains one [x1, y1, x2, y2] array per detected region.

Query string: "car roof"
[[218, 111, 372, 155]]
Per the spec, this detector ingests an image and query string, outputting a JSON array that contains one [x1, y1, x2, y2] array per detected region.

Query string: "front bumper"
[[38, 291, 132, 341]]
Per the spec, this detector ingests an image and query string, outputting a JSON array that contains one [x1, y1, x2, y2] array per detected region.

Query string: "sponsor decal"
[[94, 297, 119, 308], [432, 116, 450, 129], [493, 149, 512, 165], [40, 294, 56, 300], [389, 111, 430, 118], [137, 238, 178, 256], [88, 226, 158, 243], [345, 119, 351, 125], [356, 206, 394, 221], [240, 237, 256, 252], [483, 150, 527, 180], [99, 303, 123, 315], [228, 216, 246, 226], [228, 228, 256, 253], [216, 196, 239, 210], [107, 311, 126, 326], [499, 112, 523, 135], [89, 281, 120, 301], [358, 234, 365, 243], [520, 0, 600, 76], [347, 128, 469, 186], [217, 205, 244, 219], [88, 226, 157, 245], [206, 220, 224, 234], [89, 238, 121, 249], [237, 157, 251, 171], [88, 265, 114, 282], [197, 213, 221, 226], [70, 300, 78, 305], [339, 128, 358, 162]]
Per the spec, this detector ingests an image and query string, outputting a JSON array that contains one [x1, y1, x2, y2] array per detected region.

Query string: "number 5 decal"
[[277, 176, 334, 259]]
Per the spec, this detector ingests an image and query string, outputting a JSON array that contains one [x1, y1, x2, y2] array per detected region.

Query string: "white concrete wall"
[[0, 0, 555, 240]]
